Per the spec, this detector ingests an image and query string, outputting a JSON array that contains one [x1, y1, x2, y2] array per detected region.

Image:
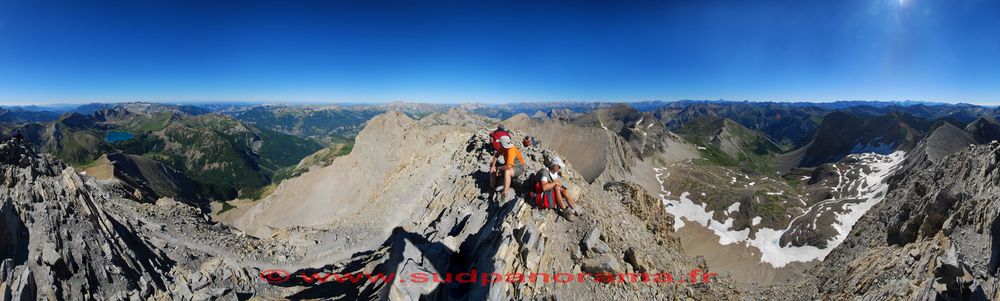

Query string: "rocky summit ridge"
[[1, 110, 746, 300], [222, 110, 744, 299]]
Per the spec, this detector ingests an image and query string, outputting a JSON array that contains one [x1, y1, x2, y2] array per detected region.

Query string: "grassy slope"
[[677, 117, 782, 174], [243, 140, 354, 200]]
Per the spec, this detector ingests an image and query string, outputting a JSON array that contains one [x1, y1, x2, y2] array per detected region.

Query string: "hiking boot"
[[557, 208, 577, 222], [503, 192, 515, 202]]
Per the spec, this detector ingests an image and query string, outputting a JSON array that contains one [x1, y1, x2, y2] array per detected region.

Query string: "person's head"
[[497, 124, 507, 132], [498, 135, 515, 149], [548, 157, 565, 172]]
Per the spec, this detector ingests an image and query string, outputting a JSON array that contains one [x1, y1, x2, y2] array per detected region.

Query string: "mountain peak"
[[966, 116, 1000, 144]]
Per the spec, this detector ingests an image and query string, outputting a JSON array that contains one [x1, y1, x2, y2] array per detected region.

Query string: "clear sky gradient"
[[0, 0, 998, 104]]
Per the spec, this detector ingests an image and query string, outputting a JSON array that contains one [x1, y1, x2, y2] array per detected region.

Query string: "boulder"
[[40, 244, 60, 267], [582, 228, 611, 255], [516, 224, 546, 270], [934, 244, 963, 279], [624, 247, 648, 273], [581, 254, 622, 274]]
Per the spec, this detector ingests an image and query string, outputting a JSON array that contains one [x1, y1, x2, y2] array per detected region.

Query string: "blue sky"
[[0, 0, 998, 104]]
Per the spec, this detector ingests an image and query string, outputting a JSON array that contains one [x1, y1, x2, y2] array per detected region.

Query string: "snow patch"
[[726, 202, 741, 214]]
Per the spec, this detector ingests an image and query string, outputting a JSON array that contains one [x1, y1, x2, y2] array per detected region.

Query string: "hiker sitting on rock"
[[536, 157, 577, 216], [490, 135, 525, 201]]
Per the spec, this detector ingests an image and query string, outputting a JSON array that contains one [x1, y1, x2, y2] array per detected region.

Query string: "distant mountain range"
[[0, 103, 322, 201], [2, 100, 998, 203]]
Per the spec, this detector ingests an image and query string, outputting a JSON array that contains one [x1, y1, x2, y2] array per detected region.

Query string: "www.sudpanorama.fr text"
[[259, 269, 719, 286]]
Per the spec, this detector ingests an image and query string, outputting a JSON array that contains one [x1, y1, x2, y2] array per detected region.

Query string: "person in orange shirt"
[[490, 135, 525, 201]]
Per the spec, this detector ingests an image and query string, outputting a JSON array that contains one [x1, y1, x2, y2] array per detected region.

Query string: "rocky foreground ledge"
[[0, 139, 280, 300]]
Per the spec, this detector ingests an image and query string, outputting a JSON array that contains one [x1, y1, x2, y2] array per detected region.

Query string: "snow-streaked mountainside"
[[4, 101, 1000, 300], [657, 152, 905, 267]]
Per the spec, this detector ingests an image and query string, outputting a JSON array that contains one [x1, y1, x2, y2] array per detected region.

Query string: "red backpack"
[[489, 130, 511, 153]]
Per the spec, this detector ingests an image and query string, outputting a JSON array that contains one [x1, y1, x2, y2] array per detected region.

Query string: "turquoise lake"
[[104, 131, 135, 142]]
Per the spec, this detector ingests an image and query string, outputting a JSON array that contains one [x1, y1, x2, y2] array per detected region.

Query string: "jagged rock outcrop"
[[0, 140, 288, 300], [0, 140, 176, 299]]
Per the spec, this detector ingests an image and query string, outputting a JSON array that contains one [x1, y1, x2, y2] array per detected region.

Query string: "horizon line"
[[2, 98, 997, 107]]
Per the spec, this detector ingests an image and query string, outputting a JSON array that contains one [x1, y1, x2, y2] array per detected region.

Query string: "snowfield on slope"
[[655, 151, 906, 267]]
